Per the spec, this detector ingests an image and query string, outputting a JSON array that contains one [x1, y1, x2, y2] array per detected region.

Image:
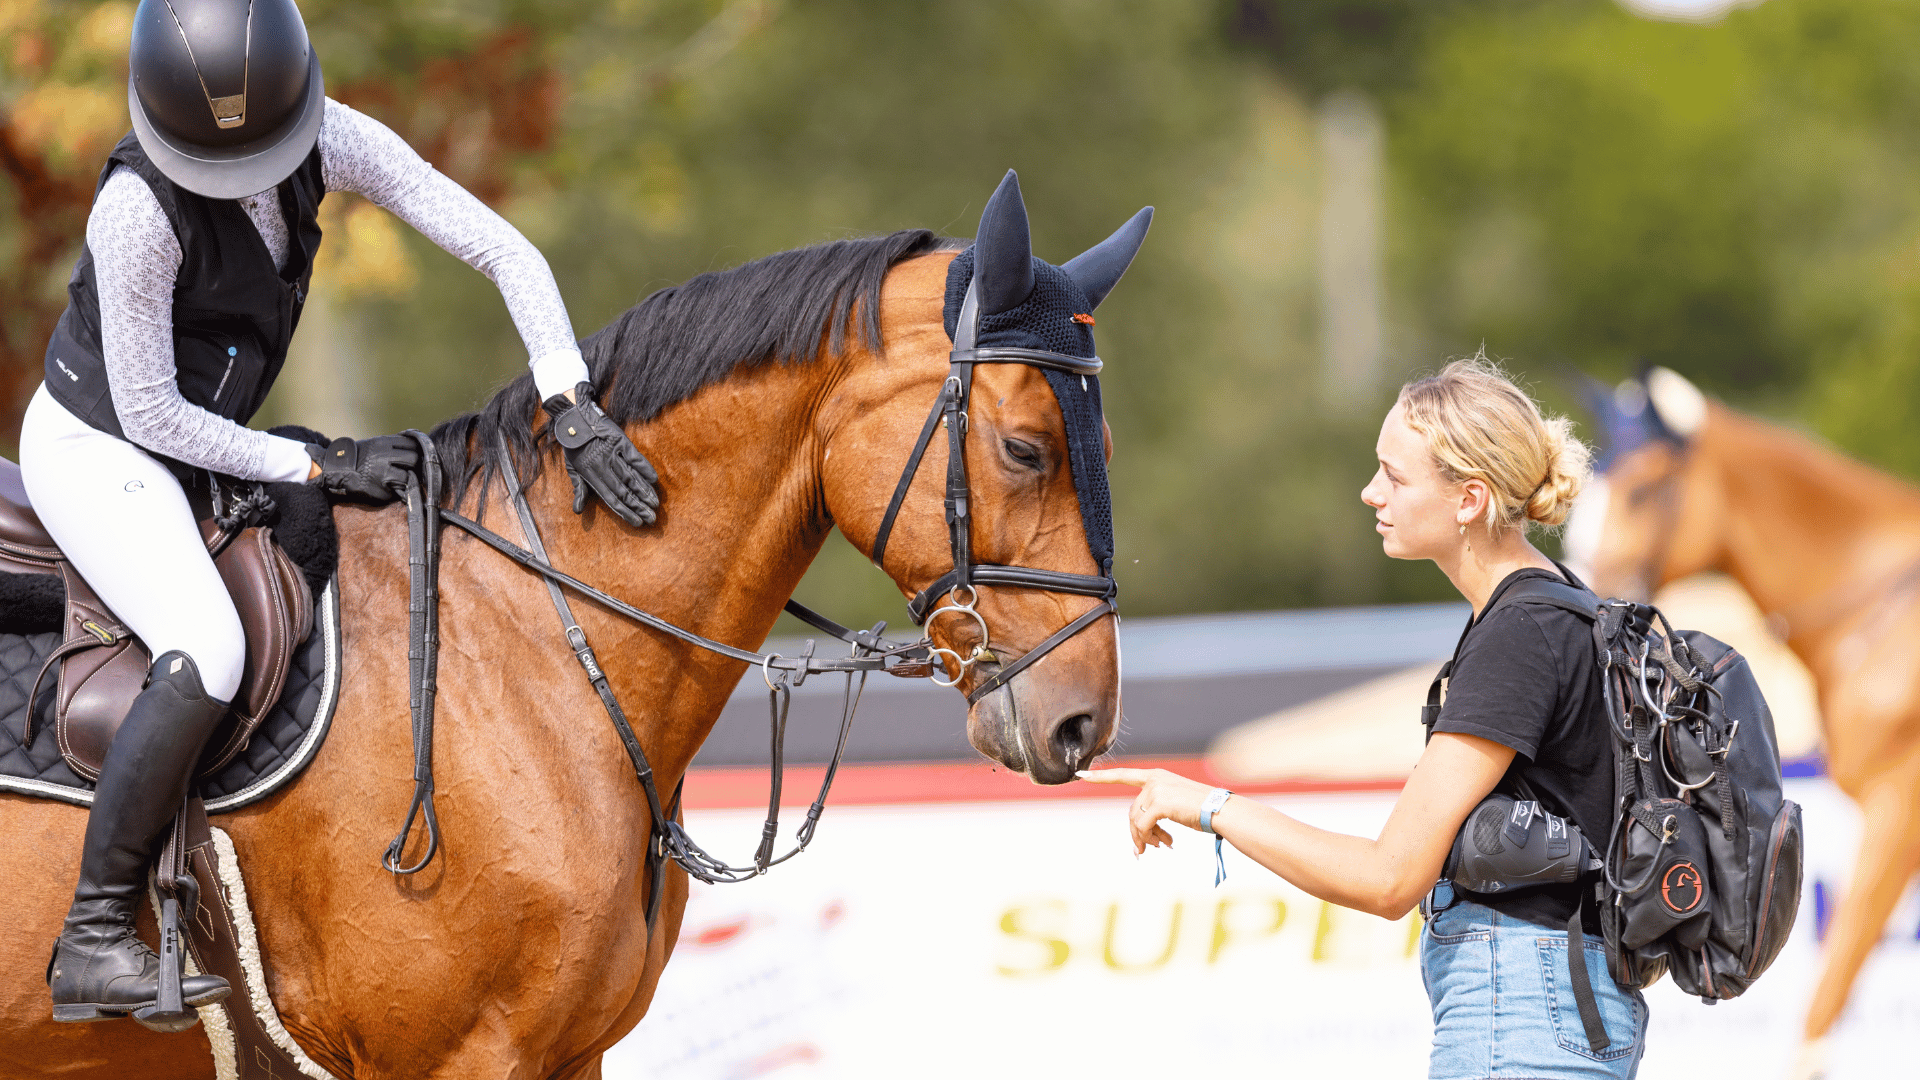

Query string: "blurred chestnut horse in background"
[[0, 174, 1145, 1078], [1569, 367, 1920, 1078]]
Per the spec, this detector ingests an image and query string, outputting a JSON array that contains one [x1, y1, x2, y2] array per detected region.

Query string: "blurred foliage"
[[0, 0, 135, 421], [1228, 0, 1493, 96], [15, 0, 1920, 625], [1373, 0, 1920, 475]]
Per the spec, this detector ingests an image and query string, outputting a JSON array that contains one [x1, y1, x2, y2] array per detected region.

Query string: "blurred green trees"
[[13, 0, 1920, 624], [1368, 0, 1920, 474]]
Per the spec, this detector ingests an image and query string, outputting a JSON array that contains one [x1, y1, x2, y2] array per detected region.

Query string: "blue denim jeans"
[[1420, 885, 1648, 1079]]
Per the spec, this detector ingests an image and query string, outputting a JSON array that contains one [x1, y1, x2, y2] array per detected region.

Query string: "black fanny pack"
[[1444, 792, 1602, 897]]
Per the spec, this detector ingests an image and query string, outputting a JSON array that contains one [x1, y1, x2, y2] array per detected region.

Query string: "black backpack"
[[1427, 574, 1804, 1050]]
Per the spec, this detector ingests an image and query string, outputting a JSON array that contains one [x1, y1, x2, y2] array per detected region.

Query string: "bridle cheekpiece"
[[867, 276, 1119, 704]]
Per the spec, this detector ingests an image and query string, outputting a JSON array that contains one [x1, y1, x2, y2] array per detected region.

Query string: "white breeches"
[[19, 384, 246, 702]]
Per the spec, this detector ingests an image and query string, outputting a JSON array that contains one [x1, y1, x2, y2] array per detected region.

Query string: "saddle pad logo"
[[1661, 860, 1704, 915]]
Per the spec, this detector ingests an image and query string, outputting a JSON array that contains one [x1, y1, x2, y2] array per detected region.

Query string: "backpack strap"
[[1488, 576, 1601, 625], [1420, 659, 1454, 742], [1422, 569, 1600, 743], [1431, 570, 1615, 1053], [1565, 903, 1611, 1052]]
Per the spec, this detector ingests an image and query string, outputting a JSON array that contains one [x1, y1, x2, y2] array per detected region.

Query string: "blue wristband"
[[1199, 788, 1233, 887], [1199, 788, 1233, 833]]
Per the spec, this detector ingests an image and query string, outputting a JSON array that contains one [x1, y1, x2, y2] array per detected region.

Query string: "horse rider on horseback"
[[26, 0, 660, 1027]]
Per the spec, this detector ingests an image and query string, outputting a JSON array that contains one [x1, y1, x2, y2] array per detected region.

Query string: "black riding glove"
[[306, 435, 421, 504], [541, 382, 660, 527]]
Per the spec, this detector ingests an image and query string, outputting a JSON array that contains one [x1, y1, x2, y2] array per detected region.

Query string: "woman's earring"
[[1460, 522, 1472, 553]]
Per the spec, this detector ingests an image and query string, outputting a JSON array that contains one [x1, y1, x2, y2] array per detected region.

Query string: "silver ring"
[[763, 654, 783, 691], [927, 646, 970, 687], [925, 603, 990, 656], [948, 583, 978, 609]]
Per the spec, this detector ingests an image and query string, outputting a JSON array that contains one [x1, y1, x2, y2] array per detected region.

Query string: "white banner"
[[609, 778, 1915, 1079]]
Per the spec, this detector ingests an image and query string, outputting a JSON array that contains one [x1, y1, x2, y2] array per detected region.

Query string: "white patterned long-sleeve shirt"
[[82, 97, 590, 482]]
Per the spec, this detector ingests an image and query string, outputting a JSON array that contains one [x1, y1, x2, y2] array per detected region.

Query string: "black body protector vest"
[[45, 131, 324, 459]]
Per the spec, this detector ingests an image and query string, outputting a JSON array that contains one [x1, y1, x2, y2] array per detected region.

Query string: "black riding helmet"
[[127, 0, 324, 199]]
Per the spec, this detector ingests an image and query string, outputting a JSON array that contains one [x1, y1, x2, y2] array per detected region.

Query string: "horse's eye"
[[1003, 439, 1043, 470]]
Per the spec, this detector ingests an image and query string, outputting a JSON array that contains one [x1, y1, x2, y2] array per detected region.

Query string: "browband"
[[950, 347, 1103, 375]]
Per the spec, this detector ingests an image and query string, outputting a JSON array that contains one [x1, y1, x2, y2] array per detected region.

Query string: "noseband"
[[868, 279, 1118, 704]]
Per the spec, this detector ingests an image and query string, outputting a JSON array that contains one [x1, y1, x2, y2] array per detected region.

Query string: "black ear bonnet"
[[1579, 369, 1685, 473], [943, 250, 1113, 577]]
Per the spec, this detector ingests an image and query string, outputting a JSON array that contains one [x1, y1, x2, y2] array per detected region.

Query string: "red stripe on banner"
[[679, 757, 1407, 809]]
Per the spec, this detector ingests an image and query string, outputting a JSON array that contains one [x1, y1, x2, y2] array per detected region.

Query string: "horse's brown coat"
[[1585, 399, 1920, 1047], [0, 251, 1120, 1077]]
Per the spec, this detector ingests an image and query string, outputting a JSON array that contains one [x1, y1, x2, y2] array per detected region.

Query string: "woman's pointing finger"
[[1076, 768, 1150, 786]]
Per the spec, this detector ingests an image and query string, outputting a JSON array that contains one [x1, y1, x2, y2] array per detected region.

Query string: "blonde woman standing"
[[1085, 357, 1647, 1078]]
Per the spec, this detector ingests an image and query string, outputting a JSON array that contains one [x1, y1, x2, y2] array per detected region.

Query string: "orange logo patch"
[[1661, 861, 1704, 916], [1070, 313, 1095, 325]]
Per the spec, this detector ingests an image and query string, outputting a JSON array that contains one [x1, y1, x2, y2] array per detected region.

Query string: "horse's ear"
[[1646, 367, 1708, 439], [975, 170, 1035, 316], [1063, 206, 1153, 311], [1564, 365, 1627, 470]]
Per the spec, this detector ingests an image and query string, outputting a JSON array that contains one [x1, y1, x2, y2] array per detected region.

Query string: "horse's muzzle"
[[965, 662, 1118, 784]]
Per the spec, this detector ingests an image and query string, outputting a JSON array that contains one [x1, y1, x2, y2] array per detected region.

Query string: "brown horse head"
[[436, 173, 1146, 787], [1565, 367, 1722, 600], [825, 173, 1150, 782]]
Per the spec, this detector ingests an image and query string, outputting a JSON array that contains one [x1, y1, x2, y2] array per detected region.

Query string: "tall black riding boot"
[[48, 651, 233, 1027]]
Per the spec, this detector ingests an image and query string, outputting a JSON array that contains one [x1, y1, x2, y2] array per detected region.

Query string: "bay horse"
[[0, 175, 1142, 1077], [1566, 366, 1920, 1078]]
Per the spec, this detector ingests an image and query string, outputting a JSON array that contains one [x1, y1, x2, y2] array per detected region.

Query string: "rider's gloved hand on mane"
[[305, 435, 422, 504], [542, 381, 661, 528]]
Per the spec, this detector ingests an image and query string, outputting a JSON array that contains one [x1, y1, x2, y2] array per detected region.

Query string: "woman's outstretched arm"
[[1080, 731, 1514, 920]]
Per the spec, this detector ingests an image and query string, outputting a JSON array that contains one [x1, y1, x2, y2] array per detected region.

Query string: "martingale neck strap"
[[493, 431, 675, 931]]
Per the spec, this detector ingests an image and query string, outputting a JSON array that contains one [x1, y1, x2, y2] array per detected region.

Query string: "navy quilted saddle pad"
[[0, 581, 342, 812]]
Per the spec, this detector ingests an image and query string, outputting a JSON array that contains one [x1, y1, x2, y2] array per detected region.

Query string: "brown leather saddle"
[[0, 460, 312, 782]]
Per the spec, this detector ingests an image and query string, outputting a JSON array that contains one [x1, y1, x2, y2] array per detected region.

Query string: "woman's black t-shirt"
[[1431, 567, 1610, 929]]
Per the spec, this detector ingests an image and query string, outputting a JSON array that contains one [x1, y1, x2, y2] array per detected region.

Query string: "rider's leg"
[[20, 385, 248, 700], [20, 387, 241, 1023], [46, 652, 233, 1021]]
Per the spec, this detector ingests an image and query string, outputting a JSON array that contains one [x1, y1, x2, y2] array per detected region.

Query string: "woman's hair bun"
[[1397, 352, 1593, 536], [1523, 415, 1591, 528]]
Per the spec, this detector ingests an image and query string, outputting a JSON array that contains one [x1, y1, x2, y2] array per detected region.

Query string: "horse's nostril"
[[1052, 713, 1097, 769]]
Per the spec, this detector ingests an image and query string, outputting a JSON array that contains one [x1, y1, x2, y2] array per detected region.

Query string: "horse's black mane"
[[431, 228, 961, 507]]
